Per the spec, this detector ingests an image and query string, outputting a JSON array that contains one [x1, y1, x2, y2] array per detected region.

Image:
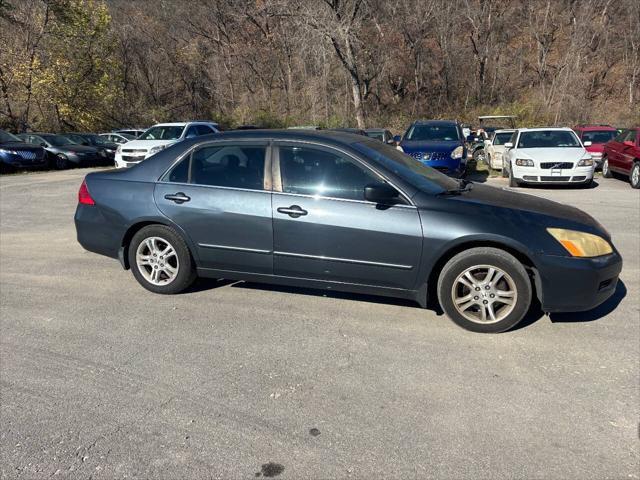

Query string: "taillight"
[[78, 179, 95, 205]]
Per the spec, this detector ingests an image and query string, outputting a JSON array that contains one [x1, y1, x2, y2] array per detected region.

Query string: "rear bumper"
[[535, 251, 623, 312], [74, 204, 122, 260]]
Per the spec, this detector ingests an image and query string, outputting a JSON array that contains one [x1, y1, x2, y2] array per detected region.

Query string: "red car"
[[573, 124, 618, 169], [602, 127, 640, 188]]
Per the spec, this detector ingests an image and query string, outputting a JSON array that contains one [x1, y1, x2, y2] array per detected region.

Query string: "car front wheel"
[[508, 164, 520, 187], [602, 157, 612, 178], [630, 163, 640, 189], [128, 225, 197, 294], [437, 247, 532, 333]]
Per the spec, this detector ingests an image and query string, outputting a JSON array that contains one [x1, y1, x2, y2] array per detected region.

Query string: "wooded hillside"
[[1, 0, 638, 132]]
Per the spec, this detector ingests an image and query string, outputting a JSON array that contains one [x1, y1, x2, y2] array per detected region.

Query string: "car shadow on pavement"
[[548, 280, 627, 323], [230, 281, 419, 307]]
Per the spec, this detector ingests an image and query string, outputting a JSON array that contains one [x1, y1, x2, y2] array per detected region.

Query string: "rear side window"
[[195, 125, 215, 135], [278, 145, 380, 201], [164, 144, 266, 190]]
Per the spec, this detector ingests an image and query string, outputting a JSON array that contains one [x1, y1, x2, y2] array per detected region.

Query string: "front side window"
[[278, 145, 382, 201], [165, 143, 266, 190], [139, 126, 185, 141], [517, 130, 580, 148]]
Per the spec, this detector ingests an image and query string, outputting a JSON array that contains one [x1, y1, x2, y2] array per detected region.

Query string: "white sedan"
[[484, 129, 515, 170], [504, 127, 595, 187], [114, 122, 220, 168]]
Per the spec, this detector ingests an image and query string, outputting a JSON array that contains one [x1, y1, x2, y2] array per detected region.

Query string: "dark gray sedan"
[[75, 130, 622, 333]]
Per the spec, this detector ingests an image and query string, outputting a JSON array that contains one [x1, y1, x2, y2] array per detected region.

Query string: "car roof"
[[516, 127, 574, 132], [493, 129, 515, 133], [365, 128, 388, 132], [208, 129, 373, 145], [573, 125, 616, 131], [412, 119, 459, 126]]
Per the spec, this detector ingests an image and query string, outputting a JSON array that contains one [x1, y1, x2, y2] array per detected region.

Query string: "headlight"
[[148, 145, 166, 156], [577, 158, 594, 166], [0, 148, 18, 155], [450, 146, 464, 159], [547, 228, 613, 257], [116, 145, 122, 154], [515, 158, 534, 166]]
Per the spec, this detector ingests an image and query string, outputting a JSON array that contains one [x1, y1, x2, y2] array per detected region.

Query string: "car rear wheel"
[[128, 225, 196, 294], [630, 163, 640, 189], [602, 157, 612, 178], [437, 247, 532, 333]]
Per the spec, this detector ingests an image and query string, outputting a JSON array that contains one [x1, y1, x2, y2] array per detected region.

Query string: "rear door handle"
[[277, 205, 308, 218], [164, 192, 190, 204]]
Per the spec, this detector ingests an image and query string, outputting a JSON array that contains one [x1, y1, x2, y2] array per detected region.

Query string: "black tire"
[[581, 178, 594, 188], [437, 247, 532, 333], [508, 164, 520, 187], [54, 154, 70, 170], [128, 224, 197, 294], [501, 159, 508, 178], [602, 157, 612, 178], [473, 148, 486, 164], [630, 162, 640, 189]]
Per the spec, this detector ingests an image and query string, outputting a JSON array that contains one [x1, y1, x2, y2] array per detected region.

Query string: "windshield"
[[493, 132, 514, 146], [580, 130, 616, 144], [41, 134, 75, 146], [83, 134, 111, 145], [0, 130, 21, 143], [405, 124, 459, 142], [353, 141, 460, 194], [138, 126, 184, 141], [517, 130, 580, 148], [365, 131, 384, 140]]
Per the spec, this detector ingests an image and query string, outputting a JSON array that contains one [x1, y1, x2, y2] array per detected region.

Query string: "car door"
[[271, 142, 423, 291], [154, 140, 273, 274], [607, 130, 628, 170], [618, 129, 638, 174]]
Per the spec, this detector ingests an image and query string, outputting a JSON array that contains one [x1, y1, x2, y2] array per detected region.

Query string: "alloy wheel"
[[451, 265, 517, 324], [632, 165, 639, 187], [136, 236, 179, 286]]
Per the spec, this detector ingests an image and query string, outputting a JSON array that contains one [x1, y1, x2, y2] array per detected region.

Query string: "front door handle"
[[277, 205, 308, 218], [164, 192, 191, 204]]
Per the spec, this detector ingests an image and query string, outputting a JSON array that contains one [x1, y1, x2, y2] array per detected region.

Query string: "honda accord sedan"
[[75, 130, 622, 333]]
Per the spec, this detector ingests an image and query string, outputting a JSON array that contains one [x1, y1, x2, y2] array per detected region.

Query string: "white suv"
[[114, 122, 220, 168], [504, 127, 594, 187]]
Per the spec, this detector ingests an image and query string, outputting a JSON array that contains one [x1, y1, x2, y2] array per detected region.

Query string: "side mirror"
[[504, 142, 514, 149], [583, 141, 592, 147], [393, 135, 402, 144], [364, 183, 399, 204], [624, 140, 634, 146]]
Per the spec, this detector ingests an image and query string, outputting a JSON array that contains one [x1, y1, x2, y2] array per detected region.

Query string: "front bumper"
[[513, 165, 594, 184], [419, 157, 465, 176], [535, 251, 622, 312], [115, 154, 145, 168], [0, 153, 48, 168]]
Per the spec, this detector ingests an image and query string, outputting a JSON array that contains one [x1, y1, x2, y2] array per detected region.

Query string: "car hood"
[[515, 147, 588, 162], [585, 144, 605, 154], [0, 141, 41, 151], [121, 139, 177, 150], [401, 140, 460, 154], [59, 145, 99, 153]]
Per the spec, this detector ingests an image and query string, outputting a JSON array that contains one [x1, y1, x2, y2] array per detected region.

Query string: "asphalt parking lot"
[[1, 169, 638, 479]]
